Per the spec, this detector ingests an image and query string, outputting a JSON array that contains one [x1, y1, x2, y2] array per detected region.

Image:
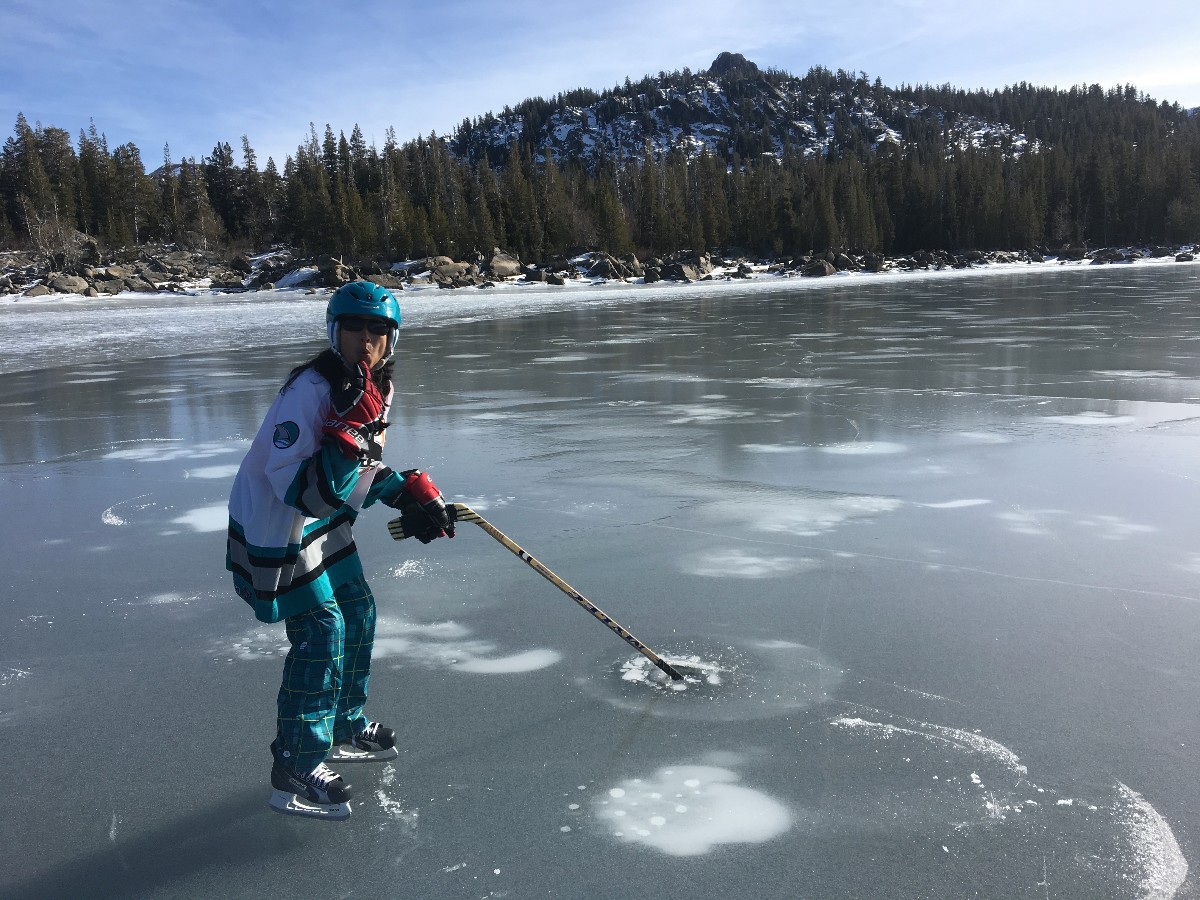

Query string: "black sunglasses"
[[339, 316, 392, 336]]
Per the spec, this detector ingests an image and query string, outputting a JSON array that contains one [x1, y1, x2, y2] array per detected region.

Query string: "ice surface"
[[2, 265, 1198, 898]]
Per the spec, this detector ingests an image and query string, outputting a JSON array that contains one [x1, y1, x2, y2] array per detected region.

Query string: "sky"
[[3, 0, 1199, 170]]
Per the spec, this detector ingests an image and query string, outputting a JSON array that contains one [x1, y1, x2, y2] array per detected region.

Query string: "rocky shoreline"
[[1, 241, 1196, 300]]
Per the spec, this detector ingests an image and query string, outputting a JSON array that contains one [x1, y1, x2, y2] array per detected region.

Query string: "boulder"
[[48, 274, 89, 294], [802, 259, 836, 277], [95, 279, 125, 295], [546, 272, 566, 286], [23, 284, 51, 297], [487, 249, 522, 278], [364, 274, 405, 290], [124, 277, 156, 292], [524, 269, 547, 283], [643, 267, 661, 284], [230, 254, 253, 275], [1177, 253, 1195, 262], [105, 265, 133, 280]]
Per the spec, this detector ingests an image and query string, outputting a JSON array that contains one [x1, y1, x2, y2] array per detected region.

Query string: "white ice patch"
[[1041, 411, 1136, 426], [530, 354, 591, 363], [681, 547, 819, 579], [1, 668, 31, 688], [831, 716, 1028, 777], [713, 493, 902, 538], [739, 443, 805, 454], [997, 508, 1155, 541], [594, 765, 791, 856], [451, 649, 561, 673], [171, 505, 228, 533], [1114, 782, 1189, 899], [101, 508, 126, 526], [370, 618, 560, 675], [374, 764, 420, 834], [185, 464, 240, 479], [664, 404, 755, 424], [103, 440, 242, 462], [819, 441, 907, 455], [742, 377, 850, 389], [919, 499, 991, 509], [388, 559, 436, 579], [954, 431, 1011, 444]]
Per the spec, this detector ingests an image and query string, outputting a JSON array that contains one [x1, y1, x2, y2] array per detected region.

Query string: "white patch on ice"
[[1041, 411, 1136, 426], [186, 464, 240, 479], [1, 668, 32, 688], [374, 763, 419, 833], [919, 499, 991, 509], [101, 508, 126, 526], [388, 559, 436, 578], [831, 716, 1028, 777], [451, 649, 561, 673], [368, 618, 560, 675], [680, 547, 818, 579], [531, 354, 591, 363], [1093, 370, 1177, 380], [714, 493, 902, 537], [955, 431, 1010, 444], [171, 505, 228, 533], [594, 765, 791, 856], [739, 443, 805, 454], [997, 508, 1155, 541], [63, 377, 116, 384], [1113, 782, 1189, 900], [103, 440, 241, 462], [743, 376, 850, 389], [819, 441, 907, 455], [664, 404, 755, 424]]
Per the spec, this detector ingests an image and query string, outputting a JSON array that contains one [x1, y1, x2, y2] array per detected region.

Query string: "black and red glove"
[[323, 361, 384, 460], [395, 470, 454, 542]]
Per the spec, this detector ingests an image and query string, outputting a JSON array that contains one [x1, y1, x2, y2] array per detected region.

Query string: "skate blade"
[[327, 744, 398, 763], [268, 789, 351, 821]]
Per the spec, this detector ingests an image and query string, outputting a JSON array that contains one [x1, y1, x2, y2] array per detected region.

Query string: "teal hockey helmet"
[[326, 280, 402, 367]]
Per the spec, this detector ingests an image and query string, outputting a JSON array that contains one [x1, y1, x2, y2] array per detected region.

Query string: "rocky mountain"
[[449, 51, 1033, 168]]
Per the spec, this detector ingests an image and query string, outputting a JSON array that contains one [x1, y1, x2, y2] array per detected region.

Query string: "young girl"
[[226, 280, 454, 820]]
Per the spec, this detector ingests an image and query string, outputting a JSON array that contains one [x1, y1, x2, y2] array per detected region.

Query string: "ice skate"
[[328, 721, 398, 763], [268, 760, 353, 821]]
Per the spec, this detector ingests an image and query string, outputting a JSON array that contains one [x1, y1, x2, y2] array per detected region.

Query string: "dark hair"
[[283, 349, 394, 395]]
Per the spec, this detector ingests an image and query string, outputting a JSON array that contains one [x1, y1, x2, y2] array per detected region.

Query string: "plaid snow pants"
[[272, 575, 376, 776]]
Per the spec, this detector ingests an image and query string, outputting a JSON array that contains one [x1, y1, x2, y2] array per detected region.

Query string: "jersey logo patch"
[[273, 421, 300, 449]]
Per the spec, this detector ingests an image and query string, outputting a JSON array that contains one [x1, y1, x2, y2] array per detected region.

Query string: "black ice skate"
[[268, 759, 354, 821], [328, 721, 398, 763]]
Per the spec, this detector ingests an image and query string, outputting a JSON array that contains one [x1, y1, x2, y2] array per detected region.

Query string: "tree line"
[[2, 73, 1198, 267]]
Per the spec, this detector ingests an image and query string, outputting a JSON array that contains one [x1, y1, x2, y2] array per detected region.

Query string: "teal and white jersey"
[[226, 367, 401, 623]]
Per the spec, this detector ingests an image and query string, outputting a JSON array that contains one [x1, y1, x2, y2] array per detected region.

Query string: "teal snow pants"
[[272, 575, 376, 776]]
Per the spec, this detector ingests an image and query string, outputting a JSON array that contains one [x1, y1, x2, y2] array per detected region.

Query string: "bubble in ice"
[[577, 638, 844, 721], [593, 765, 791, 856]]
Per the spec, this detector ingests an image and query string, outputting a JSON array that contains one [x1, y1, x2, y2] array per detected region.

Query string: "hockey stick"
[[387, 503, 684, 681]]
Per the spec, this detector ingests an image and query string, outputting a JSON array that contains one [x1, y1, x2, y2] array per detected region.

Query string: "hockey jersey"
[[226, 366, 403, 623]]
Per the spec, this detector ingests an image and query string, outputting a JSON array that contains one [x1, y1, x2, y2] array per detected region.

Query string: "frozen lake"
[[2, 264, 1199, 898]]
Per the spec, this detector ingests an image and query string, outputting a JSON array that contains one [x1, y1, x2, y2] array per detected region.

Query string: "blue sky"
[[3, 0, 1198, 169]]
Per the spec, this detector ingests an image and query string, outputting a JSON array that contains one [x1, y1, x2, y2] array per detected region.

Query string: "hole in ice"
[[581, 639, 844, 721]]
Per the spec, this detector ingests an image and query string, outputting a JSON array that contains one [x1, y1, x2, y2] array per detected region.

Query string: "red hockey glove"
[[398, 469, 454, 539], [323, 361, 385, 460]]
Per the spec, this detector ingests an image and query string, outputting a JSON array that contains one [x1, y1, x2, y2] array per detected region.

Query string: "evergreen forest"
[[2, 64, 1199, 265]]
